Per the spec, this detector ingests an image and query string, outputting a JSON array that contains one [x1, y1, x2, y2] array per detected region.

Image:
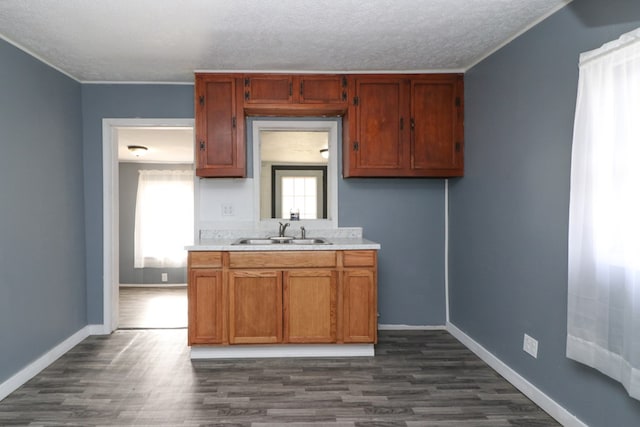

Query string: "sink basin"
[[232, 237, 331, 245], [232, 238, 277, 245], [289, 238, 332, 245]]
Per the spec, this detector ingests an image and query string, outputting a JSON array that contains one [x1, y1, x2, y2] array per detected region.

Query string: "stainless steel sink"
[[232, 237, 331, 245], [289, 238, 331, 245], [232, 238, 277, 245]]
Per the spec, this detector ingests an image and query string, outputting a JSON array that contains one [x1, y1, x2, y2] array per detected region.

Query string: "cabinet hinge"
[[455, 97, 461, 107], [455, 142, 461, 152], [410, 118, 415, 130], [353, 96, 359, 106], [244, 77, 250, 87], [300, 81, 304, 95], [199, 141, 205, 151], [199, 95, 204, 107], [245, 91, 250, 101], [341, 76, 347, 88], [232, 117, 237, 128], [342, 91, 347, 102], [400, 117, 404, 130], [353, 141, 359, 151]]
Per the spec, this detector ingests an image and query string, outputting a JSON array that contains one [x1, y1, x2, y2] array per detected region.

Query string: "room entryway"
[[118, 286, 187, 329], [103, 119, 195, 333]]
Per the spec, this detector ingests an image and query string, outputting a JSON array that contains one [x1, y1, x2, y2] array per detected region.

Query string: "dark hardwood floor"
[[0, 329, 559, 426]]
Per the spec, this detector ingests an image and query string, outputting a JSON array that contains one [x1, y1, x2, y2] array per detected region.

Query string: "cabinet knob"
[[199, 141, 205, 151]]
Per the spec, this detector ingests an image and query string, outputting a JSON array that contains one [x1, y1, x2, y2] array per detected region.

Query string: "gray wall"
[[118, 162, 193, 285], [449, 0, 640, 425], [81, 84, 194, 323], [340, 179, 445, 325], [0, 40, 85, 384]]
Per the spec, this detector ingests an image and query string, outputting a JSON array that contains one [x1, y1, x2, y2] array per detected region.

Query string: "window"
[[567, 27, 640, 400], [271, 165, 327, 220], [134, 170, 194, 268]]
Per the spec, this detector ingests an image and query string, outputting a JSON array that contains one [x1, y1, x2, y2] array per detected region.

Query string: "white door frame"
[[101, 118, 195, 333]]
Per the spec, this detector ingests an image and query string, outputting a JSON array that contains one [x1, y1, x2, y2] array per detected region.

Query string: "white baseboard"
[[191, 344, 374, 359], [0, 325, 98, 402], [378, 324, 446, 330], [447, 322, 587, 427], [119, 283, 186, 288]]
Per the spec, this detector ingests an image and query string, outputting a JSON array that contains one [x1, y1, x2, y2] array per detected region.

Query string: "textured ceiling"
[[0, 0, 571, 83]]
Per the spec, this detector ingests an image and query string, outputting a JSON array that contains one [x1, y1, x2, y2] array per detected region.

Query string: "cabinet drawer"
[[189, 251, 223, 268], [229, 251, 337, 268], [343, 251, 376, 267]]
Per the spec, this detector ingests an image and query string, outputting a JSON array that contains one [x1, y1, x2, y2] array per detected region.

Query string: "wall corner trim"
[[0, 324, 102, 402], [447, 322, 587, 427]]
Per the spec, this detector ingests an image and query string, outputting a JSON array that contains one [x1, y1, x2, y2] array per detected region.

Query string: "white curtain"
[[567, 27, 640, 400], [134, 169, 194, 268]]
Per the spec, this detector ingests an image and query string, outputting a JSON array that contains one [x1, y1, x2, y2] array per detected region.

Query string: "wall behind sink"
[[82, 84, 447, 327]]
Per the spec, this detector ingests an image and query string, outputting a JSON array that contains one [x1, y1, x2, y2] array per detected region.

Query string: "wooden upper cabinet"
[[243, 74, 348, 105], [194, 74, 245, 177], [411, 75, 464, 176], [344, 76, 410, 177], [343, 74, 464, 177], [244, 75, 293, 104], [298, 75, 348, 104]]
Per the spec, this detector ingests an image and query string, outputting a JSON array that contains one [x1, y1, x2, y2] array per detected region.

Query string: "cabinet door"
[[297, 75, 348, 104], [342, 269, 377, 343], [229, 270, 283, 344], [345, 77, 410, 177], [188, 269, 225, 345], [411, 75, 464, 176], [283, 270, 337, 343], [195, 74, 245, 177], [244, 75, 293, 104]]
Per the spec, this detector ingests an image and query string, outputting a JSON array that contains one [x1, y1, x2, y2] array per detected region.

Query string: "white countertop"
[[187, 237, 380, 251], [186, 227, 381, 251]]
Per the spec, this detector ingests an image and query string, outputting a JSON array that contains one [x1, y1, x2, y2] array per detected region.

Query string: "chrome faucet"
[[300, 226, 306, 239], [278, 222, 290, 237]]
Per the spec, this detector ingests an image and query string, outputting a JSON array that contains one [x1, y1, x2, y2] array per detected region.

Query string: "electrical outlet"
[[161, 273, 168, 282], [523, 333, 538, 358], [221, 204, 234, 216]]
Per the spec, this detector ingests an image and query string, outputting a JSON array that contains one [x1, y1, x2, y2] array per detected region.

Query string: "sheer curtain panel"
[[567, 27, 640, 400], [134, 169, 194, 269]]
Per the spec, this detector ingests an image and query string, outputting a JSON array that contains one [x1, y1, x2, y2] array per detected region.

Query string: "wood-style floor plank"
[[0, 330, 558, 426]]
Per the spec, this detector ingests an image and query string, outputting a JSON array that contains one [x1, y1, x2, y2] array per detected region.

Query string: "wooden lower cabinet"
[[284, 270, 337, 343], [188, 269, 225, 345], [342, 269, 377, 343], [188, 250, 377, 346], [228, 270, 283, 344]]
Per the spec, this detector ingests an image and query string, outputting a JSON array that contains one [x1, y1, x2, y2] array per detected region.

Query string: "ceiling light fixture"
[[127, 145, 148, 156], [320, 148, 329, 159]]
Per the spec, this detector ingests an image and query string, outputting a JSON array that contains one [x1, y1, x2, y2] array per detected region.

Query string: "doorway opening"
[[102, 119, 195, 333]]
